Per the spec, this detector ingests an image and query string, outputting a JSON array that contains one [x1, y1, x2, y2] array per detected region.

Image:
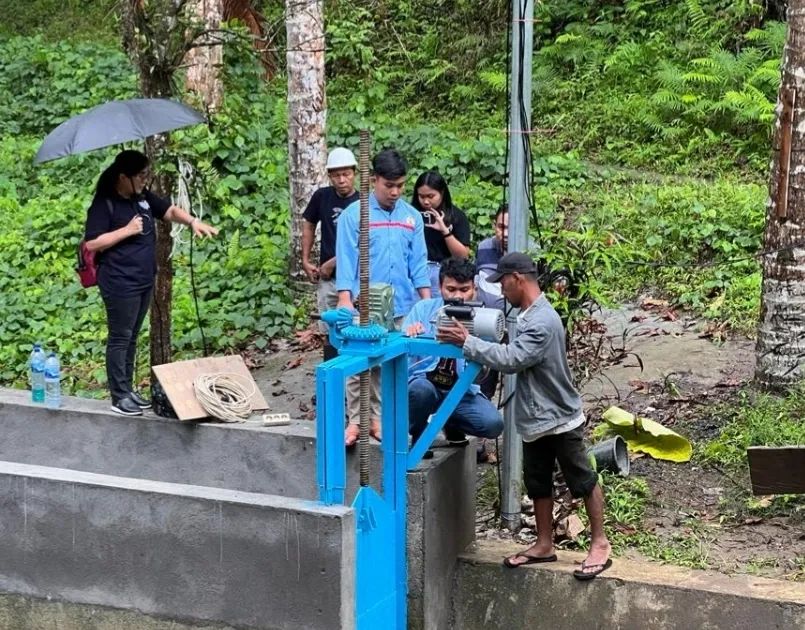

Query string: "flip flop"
[[573, 558, 612, 581], [503, 552, 558, 568]]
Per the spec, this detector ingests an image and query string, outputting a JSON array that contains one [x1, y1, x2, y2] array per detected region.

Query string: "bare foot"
[[344, 424, 359, 447], [577, 540, 612, 576], [345, 421, 381, 446], [369, 418, 381, 441], [503, 541, 555, 567]]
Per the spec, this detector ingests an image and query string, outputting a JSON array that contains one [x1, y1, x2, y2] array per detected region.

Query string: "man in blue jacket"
[[336, 148, 431, 446], [402, 257, 503, 459]]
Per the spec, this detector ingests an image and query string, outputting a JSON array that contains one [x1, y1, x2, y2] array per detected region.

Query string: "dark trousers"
[[103, 290, 152, 403]]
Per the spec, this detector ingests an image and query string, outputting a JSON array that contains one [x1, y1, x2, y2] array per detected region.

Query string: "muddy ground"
[[249, 303, 805, 581]]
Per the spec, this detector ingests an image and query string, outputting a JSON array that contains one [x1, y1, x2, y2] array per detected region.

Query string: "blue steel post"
[[317, 357, 350, 505], [392, 354, 409, 628], [316, 323, 485, 630]]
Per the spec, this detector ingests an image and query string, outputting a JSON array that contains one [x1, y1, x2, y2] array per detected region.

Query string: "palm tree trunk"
[[286, 0, 327, 287], [186, 0, 224, 112], [756, 1, 805, 390], [120, 0, 181, 370]]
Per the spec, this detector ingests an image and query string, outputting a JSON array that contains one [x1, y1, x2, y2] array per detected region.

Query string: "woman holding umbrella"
[[84, 149, 218, 416]]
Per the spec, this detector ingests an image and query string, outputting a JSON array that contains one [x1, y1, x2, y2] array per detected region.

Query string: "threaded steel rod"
[[358, 129, 371, 487]]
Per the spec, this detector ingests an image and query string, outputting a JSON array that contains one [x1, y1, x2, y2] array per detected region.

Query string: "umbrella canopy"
[[34, 98, 206, 164]]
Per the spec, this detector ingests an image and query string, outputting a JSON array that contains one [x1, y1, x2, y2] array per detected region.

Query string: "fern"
[[227, 229, 241, 265], [655, 61, 686, 92], [684, 0, 710, 38], [682, 71, 720, 85], [723, 86, 776, 124], [478, 70, 506, 94], [745, 22, 787, 57], [604, 42, 644, 74]]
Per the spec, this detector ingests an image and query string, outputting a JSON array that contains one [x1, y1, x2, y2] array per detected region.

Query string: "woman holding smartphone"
[[411, 170, 471, 297]]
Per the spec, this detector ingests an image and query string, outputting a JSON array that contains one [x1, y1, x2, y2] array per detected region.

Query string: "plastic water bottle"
[[44, 353, 61, 410], [30, 343, 46, 403]]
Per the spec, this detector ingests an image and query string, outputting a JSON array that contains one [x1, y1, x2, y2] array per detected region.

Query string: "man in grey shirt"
[[437, 252, 612, 580]]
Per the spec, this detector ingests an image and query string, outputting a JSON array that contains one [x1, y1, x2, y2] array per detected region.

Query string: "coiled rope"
[[193, 373, 256, 423]]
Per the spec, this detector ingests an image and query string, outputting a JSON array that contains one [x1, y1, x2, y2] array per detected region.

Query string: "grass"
[[700, 385, 805, 521], [577, 472, 711, 569], [703, 385, 805, 470]]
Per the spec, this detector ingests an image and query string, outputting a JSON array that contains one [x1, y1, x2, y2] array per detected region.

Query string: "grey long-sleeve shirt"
[[463, 294, 582, 438]]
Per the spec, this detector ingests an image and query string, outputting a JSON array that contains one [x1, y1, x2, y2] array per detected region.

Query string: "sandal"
[[573, 558, 612, 581], [503, 552, 558, 568]]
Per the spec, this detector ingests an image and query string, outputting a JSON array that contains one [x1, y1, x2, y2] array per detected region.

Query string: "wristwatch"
[[444, 224, 453, 236]]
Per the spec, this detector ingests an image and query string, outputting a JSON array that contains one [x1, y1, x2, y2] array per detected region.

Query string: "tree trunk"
[[286, 0, 327, 286], [186, 0, 224, 112], [756, 2, 805, 390], [120, 0, 181, 369]]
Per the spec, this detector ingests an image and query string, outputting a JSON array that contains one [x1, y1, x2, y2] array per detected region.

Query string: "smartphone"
[[421, 211, 435, 225]]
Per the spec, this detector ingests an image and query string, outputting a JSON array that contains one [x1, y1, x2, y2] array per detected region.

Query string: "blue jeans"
[[427, 262, 441, 298], [408, 376, 504, 443]]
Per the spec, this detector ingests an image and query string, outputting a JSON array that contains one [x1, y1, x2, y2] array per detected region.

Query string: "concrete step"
[[0, 387, 379, 500], [453, 540, 805, 629], [0, 388, 477, 630], [0, 460, 353, 630]]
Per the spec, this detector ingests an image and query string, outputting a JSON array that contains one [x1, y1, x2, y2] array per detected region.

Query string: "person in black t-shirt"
[[301, 148, 359, 344], [411, 170, 471, 298], [84, 150, 218, 417]]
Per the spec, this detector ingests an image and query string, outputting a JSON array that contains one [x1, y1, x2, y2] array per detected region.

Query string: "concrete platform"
[[0, 388, 478, 630], [0, 461, 354, 630], [452, 540, 805, 629], [0, 387, 381, 500]]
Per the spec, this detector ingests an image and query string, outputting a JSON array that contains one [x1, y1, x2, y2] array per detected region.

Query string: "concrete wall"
[[0, 461, 354, 630], [452, 541, 805, 630], [0, 387, 381, 502], [0, 594, 246, 630], [0, 389, 480, 630], [407, 441, 476, 630]]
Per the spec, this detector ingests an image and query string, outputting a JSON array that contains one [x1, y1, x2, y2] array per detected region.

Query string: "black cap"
[[486, 252, 538, 283]]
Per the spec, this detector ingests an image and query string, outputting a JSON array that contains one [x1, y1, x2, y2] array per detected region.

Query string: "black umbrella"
[[34, 98, 206, 164]]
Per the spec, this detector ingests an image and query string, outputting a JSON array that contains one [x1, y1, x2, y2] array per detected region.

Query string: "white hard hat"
[[326, 147, 357, 170]]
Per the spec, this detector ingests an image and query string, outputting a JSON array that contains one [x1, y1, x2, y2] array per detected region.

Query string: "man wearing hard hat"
[[302, 147, 360, 358]]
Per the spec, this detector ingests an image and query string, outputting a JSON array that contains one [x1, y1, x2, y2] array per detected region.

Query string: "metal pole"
[[501, 0, 533, 531]]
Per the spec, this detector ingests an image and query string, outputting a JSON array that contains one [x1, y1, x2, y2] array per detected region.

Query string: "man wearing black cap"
[[437, 252, 612, 580]]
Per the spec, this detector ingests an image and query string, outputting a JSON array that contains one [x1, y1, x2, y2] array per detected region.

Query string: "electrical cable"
[[193, 373, 256, 423], [189, 229, 209, 357]]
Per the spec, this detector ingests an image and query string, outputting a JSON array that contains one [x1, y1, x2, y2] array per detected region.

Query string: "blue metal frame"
[[316, 323, 480, 630]]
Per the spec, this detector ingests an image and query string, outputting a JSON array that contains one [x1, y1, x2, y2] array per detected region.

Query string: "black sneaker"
[[444, 427, 469, 447], [129, 391, 152, 409], [112, 397, 143, 416]]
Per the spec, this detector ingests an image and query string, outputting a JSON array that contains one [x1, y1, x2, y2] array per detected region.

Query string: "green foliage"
[[0, 40, 300, 391], [701, 386, 805, 520], [0, 36, 137, 136], [704, 386, 805, 470], [0, 0, 116, 42], [0, 0, 786, 391], [574, 177, 766, 329]]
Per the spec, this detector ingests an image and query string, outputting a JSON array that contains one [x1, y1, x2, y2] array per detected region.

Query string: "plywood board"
[[747, 446, 805, 495], [152, 355, 269, 421]]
